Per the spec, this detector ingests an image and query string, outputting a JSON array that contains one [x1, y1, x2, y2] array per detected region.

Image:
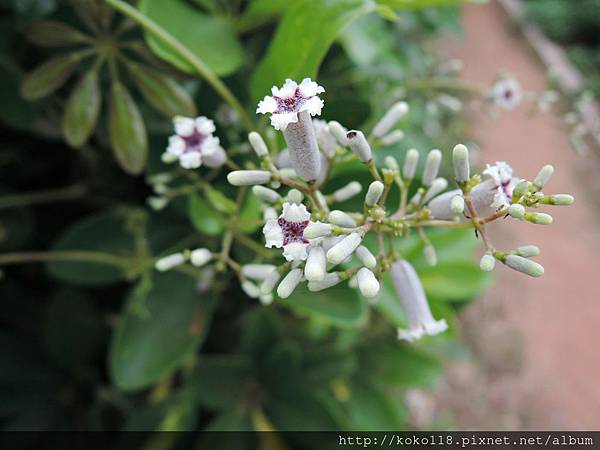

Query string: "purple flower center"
[[504, 89, 513, 100], [274, 87, 306, 114], [501, 178, 513, 198], [183, 130, 207, 153], [278, 217, 310, 246]]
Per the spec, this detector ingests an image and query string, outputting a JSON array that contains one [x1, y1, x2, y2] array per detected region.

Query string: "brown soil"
[[434, 1, 600, 430]]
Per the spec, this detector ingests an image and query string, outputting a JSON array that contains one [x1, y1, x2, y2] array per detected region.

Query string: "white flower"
[[391, 260, 447, 342], [490, 78, 522, 110], [257, 78, 325, 131], [166, 116, 226, 169], [263, 202, 313, 262], [482, 161, 518, 208]]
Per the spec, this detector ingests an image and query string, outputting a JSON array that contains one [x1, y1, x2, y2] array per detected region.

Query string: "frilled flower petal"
[[283, 242, 309, 262], [272, 79, 298, 98], [263, 219, 284, 248], [167, 135, 186, 156], [202, 145, 226, 169], [298, 78, 325, 97], [173, 116, 195, 137], [301, 96, 324, 117], [195, 116, 216, 134], [282, 202, 311, 222], [180, 151, 202, 169], [270, 112, 299, 131], [257, 96, 278, 115]]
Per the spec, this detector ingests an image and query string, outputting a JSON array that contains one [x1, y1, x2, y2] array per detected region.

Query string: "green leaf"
[[62, 69, 101, 147], [376, 0, 483, 9], [203, 184, 237, 215], [125, 62, 196, 118], [237, 192, 262, 234], [188, 194, 223, 235], [108, 81, 148, 175], [26, 20, 91, 46], [282, 284, 368, 328], [110, 271, 213, 391], [360, 344, 442, 388], [250, 0, 376, 102], [346, 379, 408, 429], [420, 261, 491, 302], [139, 0, 243, 76], [47, 210, 132, 285], [21, 54, 80, 100]]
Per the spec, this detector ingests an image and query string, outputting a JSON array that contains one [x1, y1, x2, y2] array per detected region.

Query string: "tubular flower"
[[166, 116, 226, 169], [481, 161, 518, 209], [263, 202, 313, 262], [256, 78, 325, 131]]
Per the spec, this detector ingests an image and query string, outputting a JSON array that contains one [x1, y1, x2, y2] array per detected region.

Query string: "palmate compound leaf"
[[62, 68, 101, 148], [108, 81, 148, 175], [21, 54, 81, 100], [110, 271, 214, 391], [250, 0, 378, 103], [139, 0, 243, 76]]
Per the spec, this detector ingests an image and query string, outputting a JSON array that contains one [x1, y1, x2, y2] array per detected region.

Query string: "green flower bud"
[[422, 149, 442, 187], [365, 181, 384, 206], [452, 144, 470, 183], [479, 254, 496, 272], [450, 194, 465, 214], [533, 164, 554, 189], [524, 212, 553, 225], [287, 189, 304, 204], [248, 131, 269, 158], [403, 148, 420, 180], [512, 179, 531, 200], [384, 155, 399, 172], [515, 245, 540, 257], [508, 203, 526, 219], [541, 194, 574, 206], [504, 254, 544, 277]]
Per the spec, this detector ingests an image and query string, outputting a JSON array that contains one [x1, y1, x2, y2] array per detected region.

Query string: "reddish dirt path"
[[437, 1, 600, 430]]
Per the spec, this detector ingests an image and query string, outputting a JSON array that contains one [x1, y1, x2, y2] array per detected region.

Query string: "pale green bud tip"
[[227, 170, 271, 186], [287, 189, 303, 204], [326, 232, 362, 265], [423, 244, 437, 266], [452, 144, 470, 182], [384, 156, 399, 171], [332, 181, 362, 202], [403, 149, 420, 180], [365, 181, 384, 206], [548, 194, 574, 206], [505, 254, 544, 277], [346, 130, 372, 162], [248, 131, 269, 157], [357, 267, 380, 298], [508, 203, 526, 219], [534, 164, 554, 189], [328, 210, 356, 228], [479, 254, 496, 272], [422, 149, 442, 186], [516, 245, 540, 257], [304, 221, 332, 239], [525, 212, 553, 225], [155, 253, 186, 272], [450, 195, 465, 214], [512, 180, 530, 198], [252, 185, 281, 203], [356, 245, 377, 269], [190, 248, 212, 267], [277, 268, 303, 298]]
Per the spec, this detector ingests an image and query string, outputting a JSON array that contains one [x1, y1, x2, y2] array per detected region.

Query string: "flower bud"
[[508, 204, 525, 219], [252, 185, 281, 203], [450, 194, 465, 214], [261, 269, 281, 294], [263, 207, 278, 221], [327, 120, 348, 147], [305, 246, 326, 282], [356, 245, 377, 269], [276, 268, 303, 298], [286, 189, 304, 204], [227, 170, 271, 186], [282, 110, 321, 181], [512, 179, 530, 199], [452, 144, 470, 183], [248, 131, 269, 158], [372, 101, 409, 138], [524, 212, 553, 225], [380, 130, 405, 146], [427, 189, 462, 219], [308, 272, 342, 292], [304, 221, 332, 239], [423, 244, 437, 266], [326, 232, 362, 265], [403, 149, 420, 180], [346, 130, 372, 162], [242, 264, 277, 280], [279, 168, 297, 178], [356, 267, 380, 298], [242, 280, 261, 298], [365, 181, 384, 206], [190, 248, 212, 267], [479, 254, 495, 272], [384, 156, 399, 172], [332, 181, 362, 202], [422, 149, 442, 187], [504, 254, 544, 277], [147, 196, 168, 211], [155, 253, 186, 272], [161, 151, 178, 164], [515, 245, 540, 257], [533, 164, 554, 189], [259, 293, 274, 305], [422, 178, 448, 204], [328, 210, 357, 228], [541, 194, 574, 206]]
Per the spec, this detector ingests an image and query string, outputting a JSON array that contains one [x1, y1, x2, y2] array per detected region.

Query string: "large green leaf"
[[420, 261, 491, 302], [345, 379, 408, 429], [188, 194, 224, 236], [250, 0, 377, 102], [282, 284, 368, 328], [139, 0, 243, 76], [110, 271, 213, 390]]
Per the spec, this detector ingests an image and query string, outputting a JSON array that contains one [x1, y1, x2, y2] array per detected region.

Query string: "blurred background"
[[0, 0, 599, 443]]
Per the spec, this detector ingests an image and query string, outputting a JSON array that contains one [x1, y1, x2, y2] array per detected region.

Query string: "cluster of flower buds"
[[155, 247, 213, 271]]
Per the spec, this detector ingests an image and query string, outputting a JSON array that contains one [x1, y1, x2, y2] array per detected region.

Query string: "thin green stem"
[[0, 250, 127, 268], [105, 0, 254, 131], [0, 184, 86, 210]]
